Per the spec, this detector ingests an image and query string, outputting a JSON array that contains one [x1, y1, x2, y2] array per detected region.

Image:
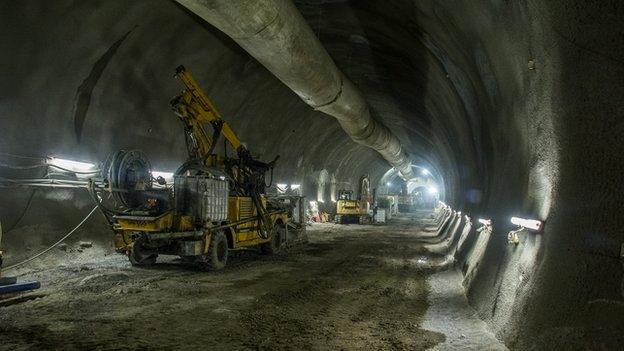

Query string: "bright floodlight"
[[47, 157, 96, 172], [478, 218, 492, 226], [152, 171, 174, 181], [421, 168, 430, 176], [386, 182, 392, 187], [511, 216, 543, 231], [427, 186, 438, 195]]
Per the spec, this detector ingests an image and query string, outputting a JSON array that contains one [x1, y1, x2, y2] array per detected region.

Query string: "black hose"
[[87, 182, 116, 221], [206, 121, 223, 156]]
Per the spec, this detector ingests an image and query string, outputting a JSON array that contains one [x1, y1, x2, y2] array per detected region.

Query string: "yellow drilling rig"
[[88, 66, 303, 270]]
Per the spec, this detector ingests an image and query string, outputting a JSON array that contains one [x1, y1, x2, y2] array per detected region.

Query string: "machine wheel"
[[203, 230, 228, 271], [261, 225, 284, 255], [128, 239, 158, 266]]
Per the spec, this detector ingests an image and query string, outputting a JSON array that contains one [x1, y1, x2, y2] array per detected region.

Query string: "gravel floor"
[[0, 212, 506, 350]]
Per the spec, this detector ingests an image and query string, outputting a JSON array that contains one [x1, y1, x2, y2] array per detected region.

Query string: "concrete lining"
[[0, 0, 623, 348]]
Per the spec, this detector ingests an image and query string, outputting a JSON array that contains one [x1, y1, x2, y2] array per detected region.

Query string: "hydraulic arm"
[[170, 65, 244, 159]]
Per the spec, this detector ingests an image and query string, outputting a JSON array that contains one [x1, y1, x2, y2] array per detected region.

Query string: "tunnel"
[[0, 0, 623, 349]]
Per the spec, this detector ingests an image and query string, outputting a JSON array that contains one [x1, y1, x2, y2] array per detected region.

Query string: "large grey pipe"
[[176, 0, 415, 179]]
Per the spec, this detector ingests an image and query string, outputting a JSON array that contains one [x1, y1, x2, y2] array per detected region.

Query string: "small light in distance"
[[276, 183, 288, 188], [386, 182, 392, 187], [421, 168, 430, 176], [47, 157, 96, 172], [510, 216, 544, 231], [291, 184, 301, 190]]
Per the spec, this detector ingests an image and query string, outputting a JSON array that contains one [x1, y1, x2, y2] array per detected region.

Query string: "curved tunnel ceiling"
[[0, 0, 514, 206], [0, 0, 623, 349]]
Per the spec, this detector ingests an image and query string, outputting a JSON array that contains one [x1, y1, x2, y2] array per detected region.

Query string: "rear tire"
[[203, 230, 228, 271], [261, 225, 284, 255], [128, 239, 158, 266]]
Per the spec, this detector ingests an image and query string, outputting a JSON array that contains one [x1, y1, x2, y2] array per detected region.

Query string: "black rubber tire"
[[261, 225, 284, 255], [128, 239, 157, 266], [203, 230, 228, 271]]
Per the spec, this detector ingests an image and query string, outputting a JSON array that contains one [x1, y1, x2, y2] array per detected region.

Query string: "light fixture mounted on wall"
[[46, 157, 97, 173], [508, 216, 544, 244], [510, 216, 544, 232], [477, 218, 492, 233], [151, 171, 174, 185]]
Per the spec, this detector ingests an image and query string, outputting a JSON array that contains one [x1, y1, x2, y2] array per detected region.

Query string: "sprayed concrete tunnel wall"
[[0, 0, 623, 349]]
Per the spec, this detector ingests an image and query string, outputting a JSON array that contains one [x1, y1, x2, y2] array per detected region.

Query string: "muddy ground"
[[0, 212, 504, 350]]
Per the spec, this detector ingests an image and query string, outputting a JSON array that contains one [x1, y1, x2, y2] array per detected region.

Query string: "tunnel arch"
[[0, 0, 622, 349]]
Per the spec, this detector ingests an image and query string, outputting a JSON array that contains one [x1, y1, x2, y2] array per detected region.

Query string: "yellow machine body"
[[112, 200, 288, 255], [335, 189, 370, 224], [336, 199, 368, 216], [106, 66, 296, 265]]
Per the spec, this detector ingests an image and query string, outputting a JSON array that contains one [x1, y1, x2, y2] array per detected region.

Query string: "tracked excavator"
[[334, 175, 372, 224], [88, 66, 303, 270]]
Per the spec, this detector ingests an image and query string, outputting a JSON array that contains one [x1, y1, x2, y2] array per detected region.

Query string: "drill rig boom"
[[171, 65, 243, 156], [170, 66, 277, 193]]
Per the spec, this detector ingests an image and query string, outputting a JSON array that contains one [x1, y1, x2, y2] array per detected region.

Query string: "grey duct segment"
[[175, 0, 415, 180]]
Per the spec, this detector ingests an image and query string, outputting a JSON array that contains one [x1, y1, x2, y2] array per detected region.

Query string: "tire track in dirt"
[[235, 233, 445, 350], [1, 216, 447, 350]]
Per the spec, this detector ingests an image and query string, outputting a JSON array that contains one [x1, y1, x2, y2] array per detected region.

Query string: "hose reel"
[[104, 150, 153, 210]]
